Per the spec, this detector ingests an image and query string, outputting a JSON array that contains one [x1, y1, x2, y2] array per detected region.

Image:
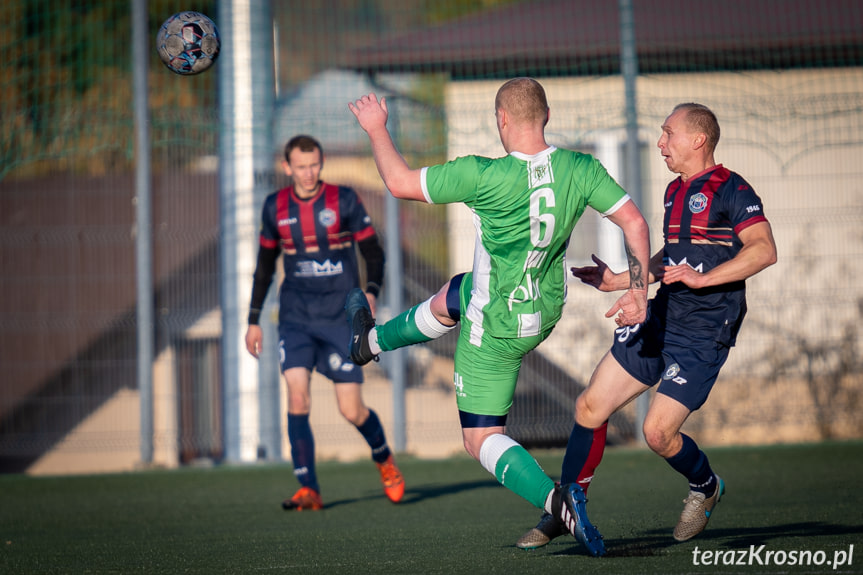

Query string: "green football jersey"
[[421, 146, 629, 339]]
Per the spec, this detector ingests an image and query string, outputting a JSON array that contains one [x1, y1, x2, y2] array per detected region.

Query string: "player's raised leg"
[[345, 275, 462, 365]]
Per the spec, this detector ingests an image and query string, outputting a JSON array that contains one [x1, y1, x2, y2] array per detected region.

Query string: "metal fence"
[[1, 0, 861, 475]]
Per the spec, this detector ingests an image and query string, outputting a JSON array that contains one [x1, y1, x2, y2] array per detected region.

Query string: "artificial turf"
[[1, 441, 861, 574]]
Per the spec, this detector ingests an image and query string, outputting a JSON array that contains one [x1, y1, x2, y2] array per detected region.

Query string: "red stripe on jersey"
[[734, 214, 768, 234], [323, 184, 343, 250], [347, 192, 375, 243], [354, 226, 375, 242], [274, 187, 295, 252], [297, 185, 322, 253], [665, 179, 687, 242]]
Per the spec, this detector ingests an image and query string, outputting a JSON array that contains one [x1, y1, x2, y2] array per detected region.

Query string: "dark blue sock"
[[560, 421, 594, 484], [287, 413, 319, 493], [665, 433, 715, 494], [356, 409, 391, 463]]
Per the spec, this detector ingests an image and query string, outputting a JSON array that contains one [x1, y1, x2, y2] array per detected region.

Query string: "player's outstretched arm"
[[574, 249, 665, 290], [662, 221, 777, 289], [571, 254, 626, 292], [604, 199, 650, 325], [349, 93, 425, 202]]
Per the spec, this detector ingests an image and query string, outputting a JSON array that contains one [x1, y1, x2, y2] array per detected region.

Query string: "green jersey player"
[[348, 78, 650, 556]]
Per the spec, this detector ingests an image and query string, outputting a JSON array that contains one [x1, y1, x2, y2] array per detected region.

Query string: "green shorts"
[[452, 272, 552, 417]]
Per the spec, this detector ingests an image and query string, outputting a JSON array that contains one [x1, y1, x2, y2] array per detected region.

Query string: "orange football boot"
[[376, 455, 405, 503]]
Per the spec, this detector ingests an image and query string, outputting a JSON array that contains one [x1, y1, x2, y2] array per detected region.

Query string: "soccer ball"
[[156, 11, 220, 75]]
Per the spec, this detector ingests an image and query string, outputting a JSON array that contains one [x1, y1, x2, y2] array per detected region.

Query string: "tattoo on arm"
[[625, 242, 645, 289]]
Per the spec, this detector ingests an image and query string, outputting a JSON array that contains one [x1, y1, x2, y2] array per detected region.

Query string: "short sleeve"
[[422, 156, 486, 205], [341, 186, 377, 241], [581, 154, 628, 215], [725, 175, 768, 234]]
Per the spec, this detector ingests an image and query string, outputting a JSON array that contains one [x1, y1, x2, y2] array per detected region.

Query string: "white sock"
[[544, 489, 555, 515], [415, 299, 456, 339], [369, 327, 381, 355]]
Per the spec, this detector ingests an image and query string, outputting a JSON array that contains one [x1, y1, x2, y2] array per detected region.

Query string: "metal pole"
[[384, 102, 406, 453], [620, 0, 642, 209], [619, 0, 649, 442], [218, 0, 275, 463], [254, 11, 279, 463], [132, 0, 153, 464]]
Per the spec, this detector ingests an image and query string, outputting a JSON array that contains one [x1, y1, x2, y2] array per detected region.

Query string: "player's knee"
[[462, 436, 480, 460], [339, 405, 366, 426], [287, 395, 310, 413], [642, 423, 674, 456], [575, 392, 604, 427]]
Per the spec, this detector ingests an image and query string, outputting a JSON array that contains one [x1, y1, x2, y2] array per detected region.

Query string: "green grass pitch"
[[1, 441, 861, 574]]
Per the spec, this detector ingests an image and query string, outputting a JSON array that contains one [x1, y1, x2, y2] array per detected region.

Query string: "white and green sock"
[[375, 298, 455, 352], [478, 433, 555, 510]]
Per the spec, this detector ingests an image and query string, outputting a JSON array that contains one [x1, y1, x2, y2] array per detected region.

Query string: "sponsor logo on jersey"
[[294, 259, 344, 277], [318, 208, 336, 227], [689, 192, 708, 213], [666, 256, 704, 272], [663, 363, 688, 385], [278, 217, 298, 226]]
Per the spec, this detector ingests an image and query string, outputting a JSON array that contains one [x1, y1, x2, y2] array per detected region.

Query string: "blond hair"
[[495, 78, 549, 126], [673, 103, 720, 153]]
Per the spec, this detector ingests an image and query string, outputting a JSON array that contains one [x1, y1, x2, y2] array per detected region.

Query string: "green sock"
[[481, 434, 555, 509], [377, 298, 456, 351], [377, 304, 430, 351]]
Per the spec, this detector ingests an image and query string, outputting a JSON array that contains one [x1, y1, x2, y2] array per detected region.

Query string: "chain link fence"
[[1, 0, 861, 474]]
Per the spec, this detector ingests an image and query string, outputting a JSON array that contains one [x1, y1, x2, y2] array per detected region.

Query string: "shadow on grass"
[[711, 521, 863, 547], [513, 521, 863, 558], [601, 521, 863, 557], [322, 478, 498, 510]]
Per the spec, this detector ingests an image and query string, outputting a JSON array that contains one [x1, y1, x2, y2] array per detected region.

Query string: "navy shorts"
[[610, 310, 730, 411], [278, 320, 363, 383]]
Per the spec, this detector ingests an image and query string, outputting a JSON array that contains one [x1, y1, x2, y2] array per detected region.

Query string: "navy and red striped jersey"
[[259, 182, 377, 324], [656, 164, 768, 345]]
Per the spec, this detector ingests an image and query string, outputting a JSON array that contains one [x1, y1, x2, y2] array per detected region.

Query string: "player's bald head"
[[495, 78, 549, 126]]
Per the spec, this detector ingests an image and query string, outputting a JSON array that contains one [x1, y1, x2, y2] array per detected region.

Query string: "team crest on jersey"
[[528, 156, 553, 187], [318, 208, 336, 227], [689, 193, 708, 214]]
